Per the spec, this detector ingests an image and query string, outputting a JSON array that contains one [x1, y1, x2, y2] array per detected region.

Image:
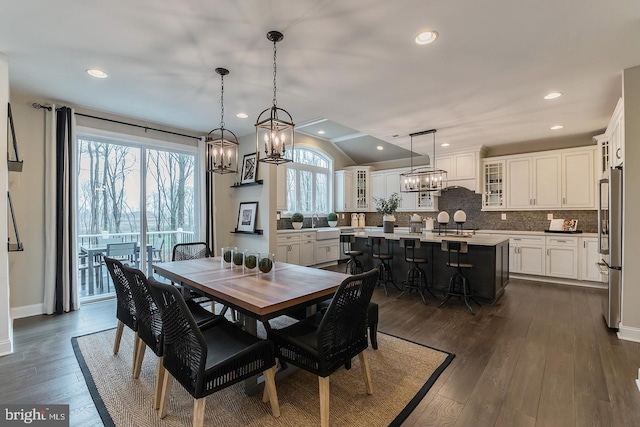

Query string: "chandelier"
[[207, 67, 239, 174], [400, 129, 448, 192], [255, 31, 295, 165]]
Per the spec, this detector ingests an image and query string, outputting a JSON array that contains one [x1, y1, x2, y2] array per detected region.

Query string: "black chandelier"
[[255, 31, 295, 165], [207, 67, 239, 174], [400, 129, 448, 192]]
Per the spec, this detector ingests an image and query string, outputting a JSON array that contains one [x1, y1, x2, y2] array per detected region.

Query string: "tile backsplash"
[[277, 187, 598, 232]]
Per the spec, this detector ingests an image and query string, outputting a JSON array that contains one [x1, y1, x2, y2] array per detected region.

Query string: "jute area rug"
[[73, 325, 453, 427]]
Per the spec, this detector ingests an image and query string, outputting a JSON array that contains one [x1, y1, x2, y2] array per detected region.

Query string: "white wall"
[[621, 65, 640, 340], [0, 53, 13, 355]]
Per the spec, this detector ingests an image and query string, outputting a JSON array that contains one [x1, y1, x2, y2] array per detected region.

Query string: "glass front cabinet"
[[482, 160, 505, 210]]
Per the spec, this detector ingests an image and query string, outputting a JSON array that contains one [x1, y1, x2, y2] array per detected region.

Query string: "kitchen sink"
[[315, 227, 341, 240]]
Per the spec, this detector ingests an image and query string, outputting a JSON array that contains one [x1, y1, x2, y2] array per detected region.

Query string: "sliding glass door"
[[76, 133, 199, 300]]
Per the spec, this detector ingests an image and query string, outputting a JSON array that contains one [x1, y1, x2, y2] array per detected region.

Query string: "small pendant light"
[[255, 31, 295, 165], [207, 67, 239, 174]]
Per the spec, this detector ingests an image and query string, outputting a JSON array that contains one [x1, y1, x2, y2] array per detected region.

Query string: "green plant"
[[259, 257, 274, 273], [223, 249, 233, 263], [233, 252, 244, 265], [244, 254, 257, 269], [374, 192, 402, 216], [327, 212, 338, 221], [291, 212, 304, 223]]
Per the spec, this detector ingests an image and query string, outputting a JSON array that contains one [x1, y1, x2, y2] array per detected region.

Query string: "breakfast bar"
[[347, 231, 510, 304]]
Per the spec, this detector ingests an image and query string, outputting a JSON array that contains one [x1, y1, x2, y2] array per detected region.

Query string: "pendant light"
[[400, 129, 448, 192], [255, 31, 295, 165], [207, 67, 239, 174]]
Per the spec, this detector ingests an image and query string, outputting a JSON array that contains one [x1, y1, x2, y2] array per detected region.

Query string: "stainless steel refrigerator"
[[598, 167, 622, 329]]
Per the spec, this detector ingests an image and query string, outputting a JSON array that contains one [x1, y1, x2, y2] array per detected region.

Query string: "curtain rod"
[[32, 103, 201, 141]]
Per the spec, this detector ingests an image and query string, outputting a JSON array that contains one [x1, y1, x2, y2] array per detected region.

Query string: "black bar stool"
[[398, 238, 435, 304], [439, 240, 480, 314], [340, 234, 363, 274], [368, 236, 398, 295]]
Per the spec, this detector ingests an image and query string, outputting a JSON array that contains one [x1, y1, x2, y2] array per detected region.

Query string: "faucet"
[[311, 213, 319, 228]]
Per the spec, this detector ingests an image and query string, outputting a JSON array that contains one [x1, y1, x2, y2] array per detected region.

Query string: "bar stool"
[[439, 240, 480, 314], [398, 238, 435, 304], [368, 236, 398, 295], [340, 234, 363, 274]]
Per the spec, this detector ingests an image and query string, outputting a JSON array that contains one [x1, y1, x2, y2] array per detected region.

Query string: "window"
[[285, 148, 332, 214]]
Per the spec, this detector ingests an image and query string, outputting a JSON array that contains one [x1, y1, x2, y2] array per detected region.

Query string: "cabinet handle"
[[563, 197, 566, 204], [583, 241, 586, 248], [616, 148, 621, 159], [557, 239, 566, 243], [547, 249, 550, 256], [533, 198, 536, 205]]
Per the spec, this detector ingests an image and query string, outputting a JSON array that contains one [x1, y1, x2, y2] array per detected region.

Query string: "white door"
[[580, 238, 605, 282], [546, 246, 578, 279], [519, 245, 546, 275], [533, 155, 561, 208]]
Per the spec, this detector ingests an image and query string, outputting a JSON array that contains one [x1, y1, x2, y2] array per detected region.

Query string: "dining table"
[[152, 256, 350, 393]]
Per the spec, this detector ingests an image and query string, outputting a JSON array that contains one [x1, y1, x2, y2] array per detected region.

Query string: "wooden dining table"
[[152, 257, 350, 393]]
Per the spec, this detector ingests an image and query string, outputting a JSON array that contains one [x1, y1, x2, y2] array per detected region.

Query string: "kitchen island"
[[347, 231, 510, 304]]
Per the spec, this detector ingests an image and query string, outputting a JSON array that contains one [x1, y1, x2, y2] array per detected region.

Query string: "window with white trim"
[[284, 148, 332, 214]]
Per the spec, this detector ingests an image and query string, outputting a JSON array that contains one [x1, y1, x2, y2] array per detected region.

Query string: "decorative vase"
[[383, 214, 395, 233], [292, 222, 303, 230], [221, 246, 237, 268], [328, 220, 338, 227], [243, 251, 259, 274]]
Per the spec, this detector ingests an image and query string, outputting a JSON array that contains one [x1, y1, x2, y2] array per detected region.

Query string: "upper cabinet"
[[370, 168, 438, 212], [595, 97, 624, 174], [490, 146, 596, 211], [335, 166, 371, 212], [434, 150, 482, 193]]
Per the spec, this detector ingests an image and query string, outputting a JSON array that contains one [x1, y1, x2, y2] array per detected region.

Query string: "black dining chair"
[[122, 265, 221, 411], [103, 256, 140, 375], [269, 269, 378, 427], [149, 279, 280, 426]]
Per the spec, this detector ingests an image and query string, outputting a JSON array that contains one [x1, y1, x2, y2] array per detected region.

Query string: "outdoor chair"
[[149, 279, 280, 426], [268, 269, 378, 427]]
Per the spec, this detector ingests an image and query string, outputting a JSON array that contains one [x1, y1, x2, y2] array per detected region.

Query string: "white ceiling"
[[2, 0, 639, 161]]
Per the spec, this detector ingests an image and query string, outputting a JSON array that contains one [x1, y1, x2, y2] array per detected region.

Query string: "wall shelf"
[[230, 180, 263, 188], [231, 229, 264, 235]]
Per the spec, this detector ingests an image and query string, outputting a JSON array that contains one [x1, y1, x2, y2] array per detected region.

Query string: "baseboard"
[[0, 338, 13, 356], [617, 324, 640, 343], [11, 303, 44, 320], [509, 274, 607, 289]]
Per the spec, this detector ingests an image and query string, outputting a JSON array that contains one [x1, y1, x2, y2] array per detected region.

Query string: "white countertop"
[[349, 230, 509, 247], [278, 227, 597, 238]]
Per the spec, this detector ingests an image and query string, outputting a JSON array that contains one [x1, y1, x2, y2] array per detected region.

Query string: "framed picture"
[[236, 201, 259, 232], [240, 153, 258, 184]]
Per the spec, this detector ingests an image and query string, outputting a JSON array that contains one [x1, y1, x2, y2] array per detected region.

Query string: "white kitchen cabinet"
[[370, 168, 437, 212], [277, 233, 301, 265], [384, 169, 416, 211], [562, 149, 595, 208], [506, 158, 533, 209], [545, 236, 578, 279], [579, 237, 606, 283], [509, 235, 545, 276], [609, 97, 624, 167], [370, 171, 385, 202], [315, 239, 340, 265], [335, 166, 372, 212], [300, 232, 316, 267], [533, 154, 561, 208], [482, 160, 505, 210], [434, 150, 480, 192], [416, 191, 438, 211]]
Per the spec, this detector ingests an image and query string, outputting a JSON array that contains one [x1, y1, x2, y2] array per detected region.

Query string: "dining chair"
[[151, 238, 164, 263], [269, 268, 378, 427], [101, 242, 138, 292], [149, 279, 280, 427], [103, 256, 140, 376], [171, 242, 219, 315], [121, 265, 221, 412]]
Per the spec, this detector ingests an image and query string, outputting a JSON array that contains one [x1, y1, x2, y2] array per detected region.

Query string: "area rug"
[[72, 326, 454, 427]]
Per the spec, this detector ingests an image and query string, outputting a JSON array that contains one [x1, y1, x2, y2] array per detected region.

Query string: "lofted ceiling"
[[1, 0, 639, 163]]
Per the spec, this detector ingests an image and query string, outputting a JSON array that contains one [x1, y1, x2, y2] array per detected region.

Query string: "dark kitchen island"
[[348, 231, 509, 304]]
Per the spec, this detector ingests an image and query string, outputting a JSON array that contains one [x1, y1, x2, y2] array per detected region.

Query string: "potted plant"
[[291, 212, 304, 230], [374, 192, 401, 233], [327, 212, 338, 227]]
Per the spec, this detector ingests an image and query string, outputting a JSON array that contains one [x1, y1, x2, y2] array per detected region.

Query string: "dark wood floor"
[[2, 278, 640, 426]]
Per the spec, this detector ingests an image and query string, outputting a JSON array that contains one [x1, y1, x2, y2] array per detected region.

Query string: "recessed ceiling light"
[[550, 125, 564, 130], [441, 143, 450, 147], [544, 92, 562, 100], [415, 31, 439, 45], [86, 69, 108, 78], [376, 146, 384, 150], [318, 130, 325, 135], [236, 113, 248, 119]]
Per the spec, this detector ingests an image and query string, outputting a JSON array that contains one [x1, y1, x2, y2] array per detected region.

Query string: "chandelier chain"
[[272, 39, 278, 107], [220, 73, 225, 128]]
